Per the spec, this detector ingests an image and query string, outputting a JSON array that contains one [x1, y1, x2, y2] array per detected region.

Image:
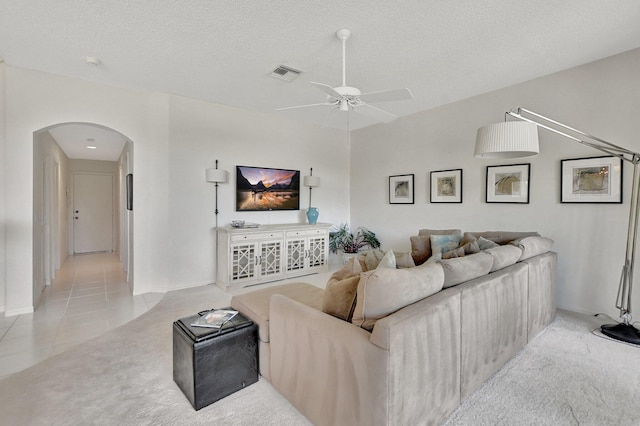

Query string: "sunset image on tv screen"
[[236, 166, 300, 211]]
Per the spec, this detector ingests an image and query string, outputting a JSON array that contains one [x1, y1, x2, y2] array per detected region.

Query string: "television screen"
[[236, 165, 300, 211]]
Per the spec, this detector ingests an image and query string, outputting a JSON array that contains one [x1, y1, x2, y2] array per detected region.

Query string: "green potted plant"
[[329, 224, 381, 263]]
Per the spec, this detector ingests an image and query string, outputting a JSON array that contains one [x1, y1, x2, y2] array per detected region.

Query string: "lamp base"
[[306, 207, 319, 225], [601, 322, 640, 345]]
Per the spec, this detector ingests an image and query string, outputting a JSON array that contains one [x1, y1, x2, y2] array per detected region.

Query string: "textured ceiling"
[[2, 0, 640, 159]]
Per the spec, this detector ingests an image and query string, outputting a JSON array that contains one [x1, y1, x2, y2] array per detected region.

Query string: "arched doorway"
[[32, 122, 134, 308]]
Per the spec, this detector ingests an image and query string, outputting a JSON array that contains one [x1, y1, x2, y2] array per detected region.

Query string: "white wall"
[[1, 66, 349, 313], [0, 63, 5, 312], [167, 95, 349, 290], [351, 48, 640, 319]]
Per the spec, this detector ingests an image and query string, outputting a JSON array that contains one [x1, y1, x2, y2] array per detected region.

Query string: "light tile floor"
[[0, 252, 163, 380]]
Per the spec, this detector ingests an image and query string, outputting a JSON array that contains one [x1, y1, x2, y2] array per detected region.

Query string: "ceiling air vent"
[[269, 65, 303, 82]]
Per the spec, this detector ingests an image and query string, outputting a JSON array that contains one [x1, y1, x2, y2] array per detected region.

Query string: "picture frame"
[[126, 173, 133, 211], [389, 174, 414, 204], [430, 169, 462, 203], [561, 156, 622, 203], [486, 163, 530, 204]]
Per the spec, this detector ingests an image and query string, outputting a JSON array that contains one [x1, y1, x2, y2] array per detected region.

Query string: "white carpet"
[[0, 284, 639, 425]]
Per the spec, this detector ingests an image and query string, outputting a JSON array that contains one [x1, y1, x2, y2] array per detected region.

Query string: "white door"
[[73, 173, 113, 254]]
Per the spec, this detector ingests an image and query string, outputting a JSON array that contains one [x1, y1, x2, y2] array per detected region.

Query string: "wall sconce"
[[303, 167, 320, 225], [206, 160, 228, 282], [206, 159, 229, 228]]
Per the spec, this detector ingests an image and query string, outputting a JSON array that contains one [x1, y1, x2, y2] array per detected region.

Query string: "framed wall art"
[[561, 156, 622, 203], [430, 169, 462, 203], [389, 174, 414, 204], [486, 163, 530, 204]]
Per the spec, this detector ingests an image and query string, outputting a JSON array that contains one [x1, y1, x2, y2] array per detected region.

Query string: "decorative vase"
[[306, 207, 319, 224], [341, 251, 358, 265]]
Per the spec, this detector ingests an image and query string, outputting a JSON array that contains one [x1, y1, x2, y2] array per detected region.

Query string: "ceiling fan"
[[277, 29, 414, 124]]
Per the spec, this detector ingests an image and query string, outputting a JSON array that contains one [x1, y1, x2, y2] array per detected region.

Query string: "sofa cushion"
[[470, 231, 540, 245], [511, 236, 554, 261], [351, 262, 445, 331], [439, 252, 494, 288], [411, 229, 462, 265], [363, 249, 385, 270], [231, 282, 324, 342], [484, 245, 523, 272]]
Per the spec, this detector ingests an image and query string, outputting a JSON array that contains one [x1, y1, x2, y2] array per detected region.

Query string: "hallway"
[[0, 252, 162, 380]]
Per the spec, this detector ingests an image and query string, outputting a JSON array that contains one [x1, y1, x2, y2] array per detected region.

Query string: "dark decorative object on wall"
[[430, 169, 463, 203], [236, 166, 300, 211], [126, 173, 133, 211], [485, 163, 530, 204], [389, 174, 414, 204], [561, 156, 622, 203]]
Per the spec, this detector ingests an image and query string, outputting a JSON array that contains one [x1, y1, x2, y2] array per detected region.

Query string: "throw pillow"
[[442, 246, 465, 259], [394, 251, 416, 269], [477, 236, 500, 250], [364, 249, 386, 270], [410, 229, 462, 266], [322, 257, 363, 321], [430, 234, 463, 257], [376, 250, 396, 269]]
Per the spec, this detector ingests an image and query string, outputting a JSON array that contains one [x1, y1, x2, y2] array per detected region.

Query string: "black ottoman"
[[173, 310, 258, 410]]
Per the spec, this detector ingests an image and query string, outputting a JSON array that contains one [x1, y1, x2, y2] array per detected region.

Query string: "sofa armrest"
[[269, 294, 389, 426]]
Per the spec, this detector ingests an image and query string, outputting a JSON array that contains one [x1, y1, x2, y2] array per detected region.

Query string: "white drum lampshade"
[[475, 121, 539, 159], [206, 168, 228, 183]]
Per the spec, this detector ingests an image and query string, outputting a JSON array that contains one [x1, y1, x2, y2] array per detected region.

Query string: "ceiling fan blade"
[[354, 103, 398, 123], [358, 88, 414, 103], [310, 81, 343, 99], [276, 102, 337, 111]]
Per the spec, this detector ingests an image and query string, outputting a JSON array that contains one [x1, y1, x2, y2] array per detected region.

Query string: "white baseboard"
[[5, 305, 34, 317]]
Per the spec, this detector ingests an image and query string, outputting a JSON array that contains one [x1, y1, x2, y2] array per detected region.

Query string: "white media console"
[[216, 223, 331, 291]]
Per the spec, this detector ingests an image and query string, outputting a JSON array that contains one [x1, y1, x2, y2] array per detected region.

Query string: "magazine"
[[191, 309, 238, 328]]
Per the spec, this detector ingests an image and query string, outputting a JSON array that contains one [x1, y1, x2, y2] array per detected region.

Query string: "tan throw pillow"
[[351, 262, 445, 331], [322, 257, 363, 321], [394, 251, 416, 269]]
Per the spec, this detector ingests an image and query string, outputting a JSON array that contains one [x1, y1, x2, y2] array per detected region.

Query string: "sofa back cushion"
[[484, 245, 523, 272], [511, 236, 554, 261], [352, 262, 445, 331], [439, 252, 493, 288], [469, 231, 540, 245]]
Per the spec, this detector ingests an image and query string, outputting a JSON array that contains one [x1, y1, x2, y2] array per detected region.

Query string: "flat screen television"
[[236, 165, 300, 211]]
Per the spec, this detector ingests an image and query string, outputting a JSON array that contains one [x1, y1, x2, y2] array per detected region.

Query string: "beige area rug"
[[1, 282, 639, 426]]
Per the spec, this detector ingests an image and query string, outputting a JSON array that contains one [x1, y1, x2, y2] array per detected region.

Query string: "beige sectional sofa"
[[231, 230, 556, 426]]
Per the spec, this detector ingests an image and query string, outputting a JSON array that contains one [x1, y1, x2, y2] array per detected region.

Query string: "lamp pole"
[[506, 108, 640, 345]]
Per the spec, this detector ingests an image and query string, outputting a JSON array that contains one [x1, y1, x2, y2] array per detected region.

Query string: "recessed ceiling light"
[[85, 56, 101, 66], [86, 145, 97, 149]]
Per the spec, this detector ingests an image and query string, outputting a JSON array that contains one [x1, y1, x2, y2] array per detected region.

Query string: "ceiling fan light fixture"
[[339, 99, 349, 111]]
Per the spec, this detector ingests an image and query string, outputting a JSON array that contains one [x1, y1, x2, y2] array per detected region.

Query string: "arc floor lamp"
[[475, 107, 640, 345]]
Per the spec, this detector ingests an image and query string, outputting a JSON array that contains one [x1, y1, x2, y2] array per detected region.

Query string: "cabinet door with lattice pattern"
[[286, 238, 306, 272], [259, 240, 283, 279], [231, 242, 257, 282], [307, 236, 327, 270]]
